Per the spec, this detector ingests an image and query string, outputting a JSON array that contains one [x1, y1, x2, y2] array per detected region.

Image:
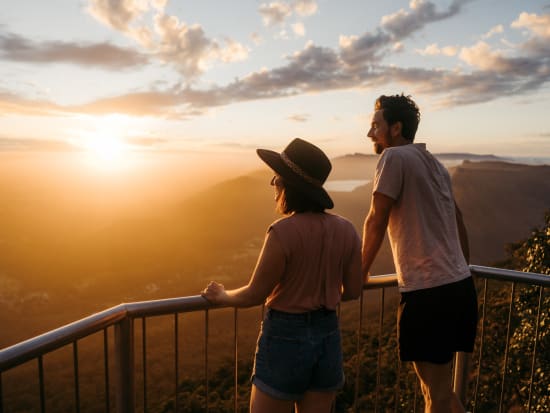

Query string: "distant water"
[[325, 179, 371, 192], [503, 156, 550, 166]]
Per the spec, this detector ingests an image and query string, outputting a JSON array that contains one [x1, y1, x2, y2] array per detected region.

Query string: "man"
[[361, 94, 478, 413]]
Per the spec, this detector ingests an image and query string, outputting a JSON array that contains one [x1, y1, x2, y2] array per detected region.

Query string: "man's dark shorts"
[[398, 276, 478, 364]]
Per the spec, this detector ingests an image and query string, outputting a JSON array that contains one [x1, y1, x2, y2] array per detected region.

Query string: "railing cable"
[[142, 317, 148, 413], [234, 308, 239, 413], [498, 282, 516, 413], [174, 313, 179, 413], [375, 288, 385, 413], [393, 359, 401, 412], [527, 286, 545, 413], [472, 278, 488, 413], [103, 328, 111, 413], [73, 341, 81, 413], [38, 355, 45, 413], [0, 371, 3, 413], [205, 309, 209, 413], [353, 289, 364, 413]]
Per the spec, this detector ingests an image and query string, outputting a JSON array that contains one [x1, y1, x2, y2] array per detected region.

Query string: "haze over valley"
[[1, 151, 549, 348]]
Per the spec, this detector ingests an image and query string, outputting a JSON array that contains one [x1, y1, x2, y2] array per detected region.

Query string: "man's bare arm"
[[362, 192, 394, 283], [454, 201, 470, 263]]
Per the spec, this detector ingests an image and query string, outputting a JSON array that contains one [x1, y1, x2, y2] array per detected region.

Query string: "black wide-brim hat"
[[257, 138, 334, 209]]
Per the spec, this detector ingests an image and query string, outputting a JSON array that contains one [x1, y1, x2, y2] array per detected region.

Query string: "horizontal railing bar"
[[364, 274, 398, 289], [1, 267, 546, 374], [0, 296, 211, 372], [470, 265, 550, 287], [0, 306, 127, 372], [124, 295, 211, 318]]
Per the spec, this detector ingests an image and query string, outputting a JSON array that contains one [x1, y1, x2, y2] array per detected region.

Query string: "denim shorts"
[[398, 276, 478, 364], [251, 307, 345, 400]]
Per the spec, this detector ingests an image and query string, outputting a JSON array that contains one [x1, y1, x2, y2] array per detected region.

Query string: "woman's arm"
[[341, 231, 363, 301], [202, 229, 285, 307]]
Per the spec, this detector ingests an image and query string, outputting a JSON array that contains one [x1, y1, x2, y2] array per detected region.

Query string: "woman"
[[202, 138, 363, 413]]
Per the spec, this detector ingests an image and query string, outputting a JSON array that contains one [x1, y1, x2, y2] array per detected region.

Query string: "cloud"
[[206, 141, 259, 150], [392, 42, 404, 53], [125, 136, 170, 147], [72, 90, 198, 118], [287, 113, 310, 122], [152, 15, 217, 79], [380, 0, 471, 40], [0, 137, 76, 151], [259, 2, 292, 26], [86, 0, 248, 80], [0, 88, 65, 116], [339, 0, 469, 68], [482, 24, 504, 39], [219, 39, 249, 63], [292, 22, 306, 37], [459, 41, 504, 71], [259, 1, 318, 32], [87, 0, 148, 32], [0, 32, 148, 69], [251, 32, 263, 45], [416, 43, 458, 56], [338, 31, 390, 67], [294, 0, 318, 16], [2, 4, 549, 122], [511, 12, 550, 37]]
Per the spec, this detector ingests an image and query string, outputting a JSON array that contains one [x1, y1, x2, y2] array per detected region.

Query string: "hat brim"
[[256, 148, 334, 209]]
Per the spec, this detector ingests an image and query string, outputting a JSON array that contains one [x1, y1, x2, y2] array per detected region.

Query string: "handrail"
[[0, 265, 548, 413], [0, 295, 209, 372], [364, 273, 398, 289], [1, 266, 546, 373], [470, 265, 550, 287], [0, 305, 126, 372]]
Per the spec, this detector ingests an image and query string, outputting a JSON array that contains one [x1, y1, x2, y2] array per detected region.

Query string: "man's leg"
[[413, 360, 466, 413]]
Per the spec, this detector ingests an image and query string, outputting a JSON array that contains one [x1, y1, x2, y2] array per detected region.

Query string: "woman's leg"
[[250, 384, 294, 413], [296, 390, 336, 413]]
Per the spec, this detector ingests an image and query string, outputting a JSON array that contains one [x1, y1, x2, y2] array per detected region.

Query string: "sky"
[[1, 0, 550, 168]]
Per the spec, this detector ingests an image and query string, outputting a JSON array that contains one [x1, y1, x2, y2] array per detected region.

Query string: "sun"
[[87, 134, 126, 164], [76, 115, 134, 171]]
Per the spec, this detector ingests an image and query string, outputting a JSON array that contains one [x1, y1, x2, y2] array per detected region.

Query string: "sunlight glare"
[[76, 115, 136, 171], [87, 134, 126, 164]]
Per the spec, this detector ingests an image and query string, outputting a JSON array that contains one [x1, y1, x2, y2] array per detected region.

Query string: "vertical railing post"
[[115, 316, 135, 413], [453, 352, 469, 406]]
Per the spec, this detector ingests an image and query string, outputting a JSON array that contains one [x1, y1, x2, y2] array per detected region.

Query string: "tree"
[[504, 211, 549, 412]]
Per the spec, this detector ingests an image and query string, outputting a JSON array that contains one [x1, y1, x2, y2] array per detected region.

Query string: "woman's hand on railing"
[[201, 281, 228, 305]]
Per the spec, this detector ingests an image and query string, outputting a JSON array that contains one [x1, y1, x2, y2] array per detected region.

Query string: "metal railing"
[[0, 265, 548, 413]]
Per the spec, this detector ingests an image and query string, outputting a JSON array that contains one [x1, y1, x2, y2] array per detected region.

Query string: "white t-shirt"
[[373, 143, 471, 292]]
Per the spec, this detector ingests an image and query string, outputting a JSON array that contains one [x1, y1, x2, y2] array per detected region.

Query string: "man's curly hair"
[[375, 94, 421, 142]]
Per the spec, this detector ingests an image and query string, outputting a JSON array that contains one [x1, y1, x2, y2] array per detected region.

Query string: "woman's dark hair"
[[276, 179, 325, 214], [375, 94, 421, 142]]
